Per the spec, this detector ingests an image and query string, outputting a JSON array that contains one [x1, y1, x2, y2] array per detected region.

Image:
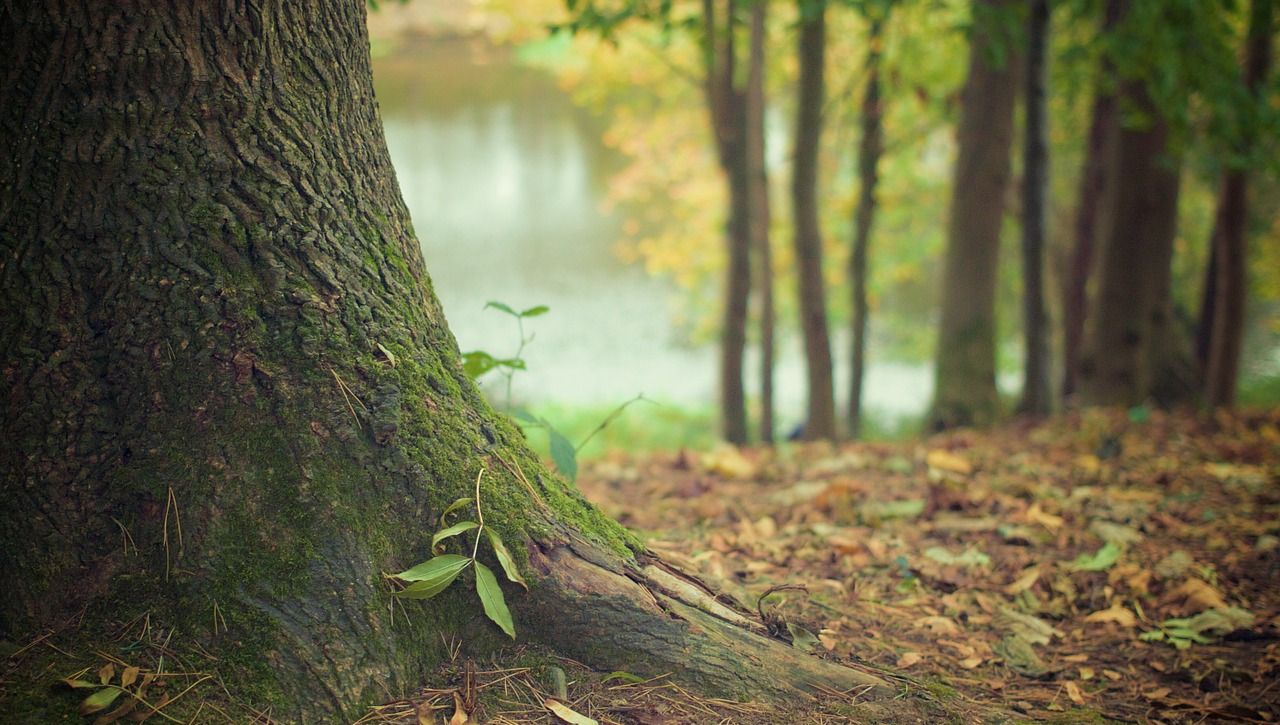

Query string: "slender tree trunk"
[[849, 14, 886, 439], [928, 0, 1019, 430], [0, 2, 892, 718], [703, 0, 752, 444], [1205, 0, 1274, 407], [1018, 0, 1052, 416], [792, 0, 837, 440], [1061, 0, 1121, 401], [1077, 81, 1183, 407], [746, 0, 776, 444]]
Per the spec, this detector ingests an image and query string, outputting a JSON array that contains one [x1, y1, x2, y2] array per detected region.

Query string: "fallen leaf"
[[926, 450, 972, 475], [897, 651, 923, 668], [914, 615, 961, 635], [449, 692, 469, 725], [702, 445, 756, 480], [1158, 578, 1230, 614], [1084, 603, 1137, 627], [1004, 566, 1041, 595], [545, 699, 599, 725], [1078, 666, 1095, 680], [1026, 503, 1064, 531], [1142, 687, 1171, 701], [1065, 680, 1086, 705]]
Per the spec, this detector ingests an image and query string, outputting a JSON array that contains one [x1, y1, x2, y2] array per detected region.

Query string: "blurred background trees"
[[367, 0, 1279, 445]]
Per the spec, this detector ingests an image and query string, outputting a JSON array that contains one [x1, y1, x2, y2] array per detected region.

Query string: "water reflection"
[[373, 38, 932, 423]]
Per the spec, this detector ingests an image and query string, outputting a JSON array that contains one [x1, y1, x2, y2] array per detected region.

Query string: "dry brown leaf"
[[702, 445, 757, 480], [545, 698, 599, 725], [1065, 681, 1086, 705], [1159, 577, 1230, 614], [1083, 603, 1138, 627], [926, 449, 973, 475], [960, 655, 984, 669], [1078, 667, 1095, 680], [897, 651, 923, 668], [915, 615, 961, 635], [449, 692, 469, 725], [1142, 687, 1171, 701], [819, 631, 840, 652]]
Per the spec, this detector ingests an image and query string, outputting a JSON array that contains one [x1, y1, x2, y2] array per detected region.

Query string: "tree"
[[1077, 80, 1183, 406], [1061, 0, 1121, 402], [698, 0, 755, 444], [1017, 0, 1052, 416], [848, 7, 888, 439], [746, 0, 777, 443], [0, 2, 893, 719], [1203, 0, 1274, 407], [792, 0, 838, 440], [928, 0, 1020, 430]]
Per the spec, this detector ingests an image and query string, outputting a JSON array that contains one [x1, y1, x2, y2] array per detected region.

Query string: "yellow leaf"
[[1065, 681, 1086, 705], [545, 698, 599, 725], [1083, 603, 1137, 627], [701, 445, 757, 480], [914, 615, 961, 635], [926, 450, 972, 475], [97, 663, 115, 685], [1004, 566, 1041, 595], [897, 651, 923, 668], [1026, 503, 1064, 531], [1078, 667, 1095, 680], [449, 692, 469, 725], [1161, 578, 1230, 614]]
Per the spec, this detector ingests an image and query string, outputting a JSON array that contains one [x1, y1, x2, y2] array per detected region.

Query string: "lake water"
[[372, 38, 933, 429]]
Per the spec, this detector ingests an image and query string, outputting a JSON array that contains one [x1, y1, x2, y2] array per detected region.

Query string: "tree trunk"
[[1077, 81, 1183, 407], [1061, 0, 1120, 402], [0, 1, 891, 719], [1018, 0, 1053, 416], [792, 0, 837, 440], [703, 0, 752, 445], [849, 14, 886, 440], [928, 0, 1019, 430], [1204, 0, 1274, 407], [747, 0, 776, 444]]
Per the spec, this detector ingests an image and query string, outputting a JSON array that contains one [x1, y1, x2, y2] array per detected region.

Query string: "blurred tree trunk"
[[1204, 0, 1274, 407], [703, 0, 752, 444], [792, 0, 837, 440], [1078, 82, 1183, 407], [0, 1, 894, 718], [1062, 0, 1121, 402], [928, 0, 1019, 430], [1018, 0, 1052, 416], [747, 0, 776, 443], [848, 13, 886, 439]]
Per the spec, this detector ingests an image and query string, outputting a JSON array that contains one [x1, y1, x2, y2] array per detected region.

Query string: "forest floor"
[[566, 407, 1278, 723]]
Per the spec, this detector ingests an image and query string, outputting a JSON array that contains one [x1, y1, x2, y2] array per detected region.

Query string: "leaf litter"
[[571, 408, 1280, 723]]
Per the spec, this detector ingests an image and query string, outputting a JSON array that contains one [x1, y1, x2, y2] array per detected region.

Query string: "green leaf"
[[602, 671, 646, 684], [786, 622, 819, 652], [924, 546, 991, 568], [462, 351, 498, 379], [1139, 630, 1166, 642], [484, 301, 517, 316], [548, 427, 578, 482], [439, 496, 472, 526], [512, 409, 539, 424], [79, 687, 124, 716], [486, 529, 528, 589], [1073, 542, 1123, 571], [493, 357, 527, 371], [61, 678, 100, 689], [431, 521, 479, 552], [519, 304, 550, 318], [474, 561, 515, 638], [391, 553, 473, 589]]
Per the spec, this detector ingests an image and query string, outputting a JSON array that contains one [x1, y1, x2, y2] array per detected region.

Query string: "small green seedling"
[[461, 301, 548, 409], [389, 467, 527, 638]]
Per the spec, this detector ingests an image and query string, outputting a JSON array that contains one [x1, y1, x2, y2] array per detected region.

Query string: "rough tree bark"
[[0, 1, 894, 719], [928, 0, 1019, 430], [1077, 81, 1183, 407], [1018, 0, 1052, 416], [703, 0, 752, 444], [792, 0, 837, 440], [1061, 0, 1120, 401], [848, 13, 886, 440], [1204, 0, 1274, 407], [746, 0, 776, 443]]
